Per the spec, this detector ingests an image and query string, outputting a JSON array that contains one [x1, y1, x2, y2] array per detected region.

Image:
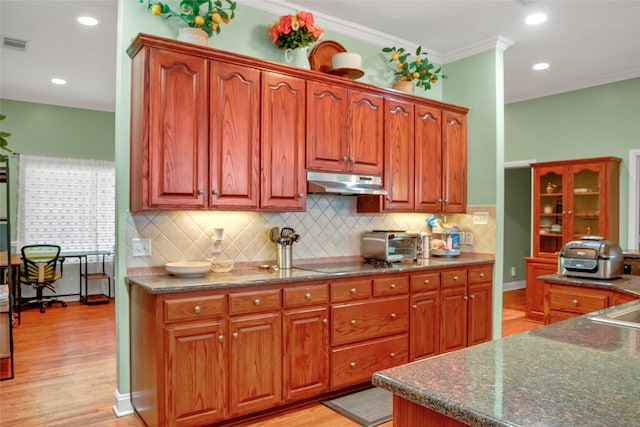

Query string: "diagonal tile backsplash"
[[126, 195, 496, 270]]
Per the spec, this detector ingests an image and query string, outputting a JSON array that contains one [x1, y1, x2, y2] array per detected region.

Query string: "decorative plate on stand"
[[309, 40, 347, 73]]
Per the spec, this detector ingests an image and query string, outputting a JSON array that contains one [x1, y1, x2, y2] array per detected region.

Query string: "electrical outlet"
[[466, 231, 474, 246], [511, 266, 517, 277], [132, 238, 151, 257]]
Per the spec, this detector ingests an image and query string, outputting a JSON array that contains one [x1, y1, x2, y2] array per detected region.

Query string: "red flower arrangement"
[[269, 11, 323, 49]]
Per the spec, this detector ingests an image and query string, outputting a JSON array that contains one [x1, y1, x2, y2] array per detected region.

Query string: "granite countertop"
[[539, 273, 640, 298], [373, 303, 640, 427], [125, 253, 495, 294]]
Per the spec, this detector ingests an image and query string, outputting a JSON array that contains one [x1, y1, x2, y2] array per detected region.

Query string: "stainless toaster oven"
[[558, 236, 624, 279], [361, 231, 418, 262]]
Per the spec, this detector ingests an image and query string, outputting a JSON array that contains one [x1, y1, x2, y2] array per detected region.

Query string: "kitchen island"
[[373, 298, 640, 426]]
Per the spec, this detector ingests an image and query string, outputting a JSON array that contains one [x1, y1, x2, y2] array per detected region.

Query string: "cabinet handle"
[[470, 294, 475, 299], [438, 198, 443, 203], [350, 157, 356, 164], [412, 304, 417, 309], [480, 273, 485, 278], [322, 318, 328, 324], [350, 319, 357, 326], [453, 275, 459, 281], [387, 196, 393, 202], [390, 283, 396, 289], [424, 279, 430, 284], [212, 189, 219, 196], [444, 199, 449, 204], [305, 292, 312, 300], [232, 332, 239, 339], [350, 288, 357, 294], [568, 210, 572, 215], [390, 352, 396, 358], [298, 192, 304, 199], [194, 305, 201, 314], [572, 299, 579, 306], [198, 188, 205, 195], [218, 335, 224, 342], [350, 362, 356, 368], [342, 156, 348, 163], [254, 298, 261, 306], [390, 313, 397, 319], [464, 295, 468, 300]]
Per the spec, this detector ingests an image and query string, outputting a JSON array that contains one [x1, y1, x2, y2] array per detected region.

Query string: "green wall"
[[505, 78, 640, 248], [504, 168, 531, 282]]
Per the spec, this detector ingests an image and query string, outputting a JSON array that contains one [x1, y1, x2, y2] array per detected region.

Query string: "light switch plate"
[[472, 212, 489, 225], [132, 238, 151, 257]]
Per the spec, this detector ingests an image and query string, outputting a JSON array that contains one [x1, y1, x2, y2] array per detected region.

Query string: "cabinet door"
[[209, 62, 260, 209], [440, 286, 467, 353], [306, 81, 348, 172], [533, 165, 566, 258], [384, 98, 415, 211], [283, 307, 329, 402], [410, 291, 440, 361], [229, 312, 282, 416], [569, 162, 609, 241], [147, 49, 208, 208], [349, 90, 384, 175], [415, 105, 443, 212], [441, 110, 467, 213], [261, 72, 306, 211], [164, 320, 226, 426], [525, 259, 555, 322], [467, 283, 492, 346]]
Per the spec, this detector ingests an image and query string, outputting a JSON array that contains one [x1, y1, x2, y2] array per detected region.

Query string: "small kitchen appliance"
[[361, 231, 418, 262], [558, 236, 624, 279]]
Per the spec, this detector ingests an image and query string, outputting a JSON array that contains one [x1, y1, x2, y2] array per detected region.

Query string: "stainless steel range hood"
[[306, 171, 388, 195]]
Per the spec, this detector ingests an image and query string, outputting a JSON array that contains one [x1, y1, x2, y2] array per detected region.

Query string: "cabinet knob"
[[322, 318, 328, 324], [350, 157, 356, 164], [438, 198, 443, 203], [386, 196, 393, 202], [232, 332, 239, 339], [470, 294, 475, 299], [254, 298, 261, 306], [350, 319, 357, 326], [390, 313, 397, 319], [390, 283, 396, 289], [212, 189, 219, 196], [572, 299, 579, 306], [350, 288, 357, 294], [298, 192, 304, 199], [390, 352, 396, 358], [218, 335, 224, 342], [198, 188, 205, 195], [568, 210, 572, 215], [424, 279, 430, 284], [342, 156, 348, 163], [453, 275, 459, 281], [444, 199, 449, 204], [464, 295, 469, 300], [350, 362, 356, 368], [412, 304, 417, 309], [194, 305, 201, 314], [480, 273, 485, 278], [305, 292, 312, 300]]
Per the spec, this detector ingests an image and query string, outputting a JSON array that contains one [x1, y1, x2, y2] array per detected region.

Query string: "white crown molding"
[[239, 0, 444, 64], [443, 36, 514, 64], [507, 67, 640, 104]]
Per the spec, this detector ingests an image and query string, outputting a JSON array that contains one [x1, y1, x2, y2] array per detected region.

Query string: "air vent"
[[2, 36, 28, 52]]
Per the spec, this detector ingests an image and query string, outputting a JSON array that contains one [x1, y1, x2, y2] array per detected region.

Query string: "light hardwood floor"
[[0, 289, 539, 426]]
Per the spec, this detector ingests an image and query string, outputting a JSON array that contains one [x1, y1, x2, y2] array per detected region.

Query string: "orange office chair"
[[19, 244, 67, 313]]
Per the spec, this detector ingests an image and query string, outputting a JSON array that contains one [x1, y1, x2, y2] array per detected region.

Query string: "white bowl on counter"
[[165, 261, 210, 277]]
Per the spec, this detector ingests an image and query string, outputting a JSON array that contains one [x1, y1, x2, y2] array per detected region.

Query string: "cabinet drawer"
[[331, 279, 372, 302], [164, 295, 225, 323], [468, 265, 492, 284], [373, 276, 409, 297], [331, 296, 408, 346], [548, 285, 609, 314], [229, 289, 281, 315], [441, 269, 468, 287], [283, 283, 329, 308], [410, 272, 440, 292], [331, 334, 408, 389]]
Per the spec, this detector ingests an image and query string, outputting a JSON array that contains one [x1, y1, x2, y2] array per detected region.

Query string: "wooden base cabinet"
[[525, 258, 556, 322]]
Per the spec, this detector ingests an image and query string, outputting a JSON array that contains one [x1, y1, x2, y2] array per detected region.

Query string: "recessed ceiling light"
[[51, 78, 67, 85], [532, 63, 549, 71], [77, 16, 99, 26], [525, 13, 547, 25]]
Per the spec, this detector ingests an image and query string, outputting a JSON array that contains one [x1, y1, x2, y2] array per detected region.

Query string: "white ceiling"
[[1, 0, 639, 113]]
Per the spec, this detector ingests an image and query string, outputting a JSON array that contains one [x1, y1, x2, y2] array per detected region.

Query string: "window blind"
[[16, 155, 115, 253]]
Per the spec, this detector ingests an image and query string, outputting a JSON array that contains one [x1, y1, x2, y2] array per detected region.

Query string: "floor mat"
[[322, 387, 392, 427]]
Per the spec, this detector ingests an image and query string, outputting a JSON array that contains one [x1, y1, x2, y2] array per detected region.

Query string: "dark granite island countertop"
[[373, 305, 640, 427]]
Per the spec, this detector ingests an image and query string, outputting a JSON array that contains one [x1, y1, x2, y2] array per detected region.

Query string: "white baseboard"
[[113, 389, 134, 417], [503, 280, 526, 291]]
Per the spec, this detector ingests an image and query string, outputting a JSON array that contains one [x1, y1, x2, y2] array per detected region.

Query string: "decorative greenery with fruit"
[[0, 115, 14, 159], [141, 0, 236, 37], [383, 46, 445, 90]]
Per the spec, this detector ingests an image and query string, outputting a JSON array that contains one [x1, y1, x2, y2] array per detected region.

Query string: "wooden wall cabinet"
[[306, 81, 383, 175]]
